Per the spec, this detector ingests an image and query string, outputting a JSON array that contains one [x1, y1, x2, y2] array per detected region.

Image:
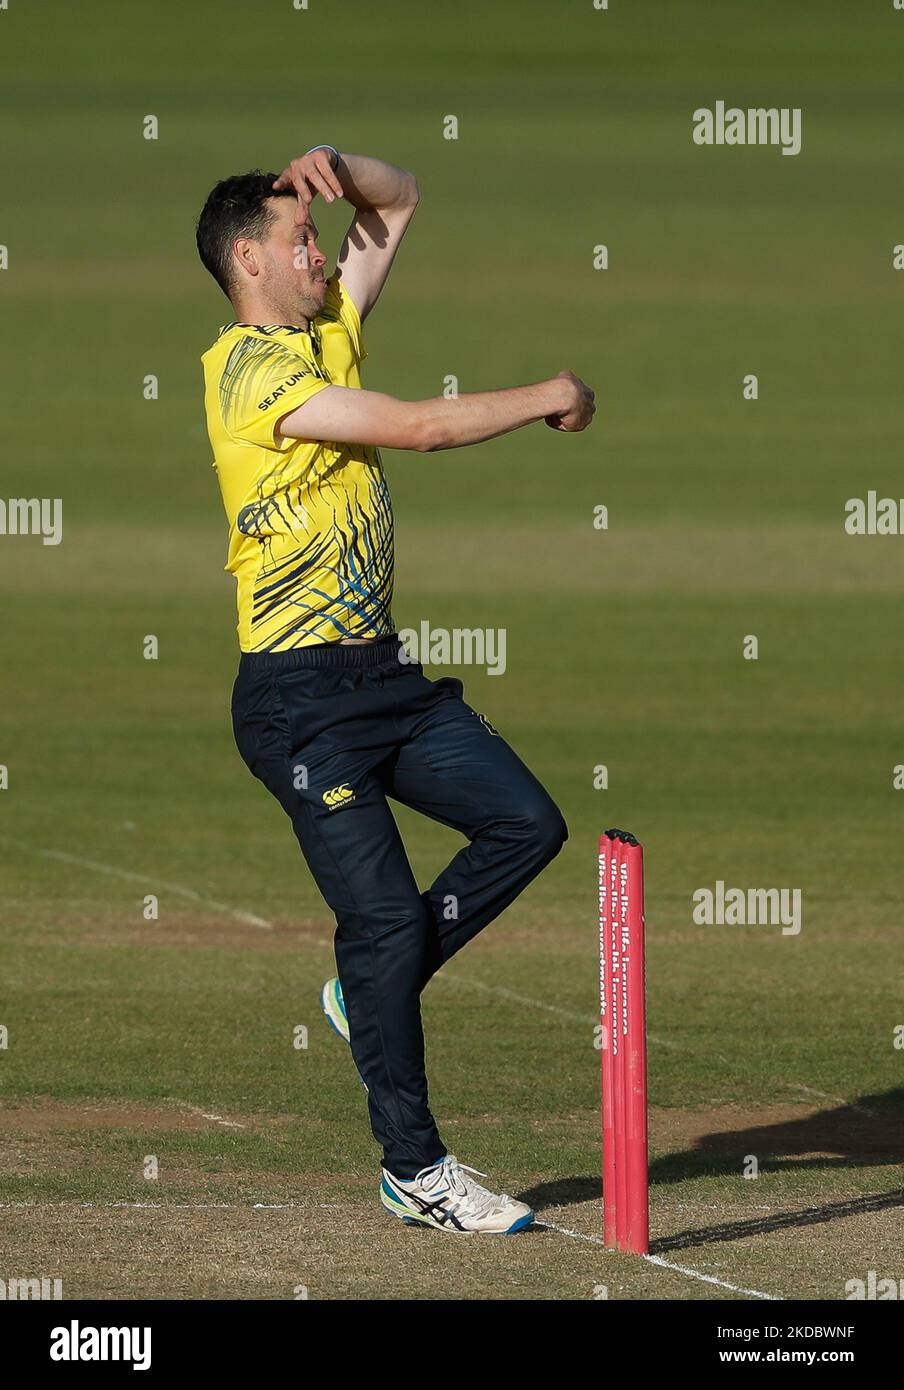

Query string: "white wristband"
[[305, 143, 341, 171]]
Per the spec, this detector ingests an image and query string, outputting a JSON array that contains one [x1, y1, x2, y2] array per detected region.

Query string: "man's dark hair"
[[196, 171, 294, 298]]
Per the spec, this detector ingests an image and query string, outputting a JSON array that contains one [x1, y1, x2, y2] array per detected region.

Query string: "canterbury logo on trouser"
[[322, 784, 356, 808]]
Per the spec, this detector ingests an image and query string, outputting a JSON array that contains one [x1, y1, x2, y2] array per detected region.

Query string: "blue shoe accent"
[[505, 1211, 535, 1235], [323, 1005, 347, 1042], [320, 978, 350, 1043]]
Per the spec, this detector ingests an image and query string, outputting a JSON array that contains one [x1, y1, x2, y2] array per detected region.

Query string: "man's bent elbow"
[[388, 171, 419, 213], [403, 172, 420, 208]]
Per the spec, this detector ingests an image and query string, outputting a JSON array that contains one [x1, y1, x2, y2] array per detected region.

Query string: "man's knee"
[[519, 796, 568, 864]]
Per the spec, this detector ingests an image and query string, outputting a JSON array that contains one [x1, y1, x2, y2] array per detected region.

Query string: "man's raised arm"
[[278, 371, 596, 452], [273, 148, 418, 320]]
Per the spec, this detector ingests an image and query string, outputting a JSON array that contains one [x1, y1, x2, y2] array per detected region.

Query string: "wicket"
[[598, 828, 649, 1254]]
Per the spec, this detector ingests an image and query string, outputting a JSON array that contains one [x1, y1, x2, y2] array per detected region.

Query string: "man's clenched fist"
[[545, 369, 596, 432]]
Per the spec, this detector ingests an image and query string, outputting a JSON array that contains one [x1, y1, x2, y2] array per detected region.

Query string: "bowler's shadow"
[[651, 1088, 904, 1185], [520, 1089, 904, 1252]]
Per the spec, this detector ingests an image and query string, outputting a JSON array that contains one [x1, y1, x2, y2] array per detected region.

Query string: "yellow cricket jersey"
[[201, 275, 395, 650]]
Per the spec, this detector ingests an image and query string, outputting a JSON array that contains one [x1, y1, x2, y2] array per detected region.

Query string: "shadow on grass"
[[520, 1176, 601, 1210], [650, 1088, 904, 1186], [651, 1187, 904, 1253], [521, 1090, 904, 1250]]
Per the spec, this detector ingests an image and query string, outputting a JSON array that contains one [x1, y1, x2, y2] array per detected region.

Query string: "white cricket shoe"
[[381, 1155, 534, 1234]]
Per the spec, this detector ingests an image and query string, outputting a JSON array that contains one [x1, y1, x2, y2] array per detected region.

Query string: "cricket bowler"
[[196, 145, 595, 1233]]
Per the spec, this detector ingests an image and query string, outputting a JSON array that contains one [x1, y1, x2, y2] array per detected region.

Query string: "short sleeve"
[[325, 275, 366, 364], [219, 335, 330, 450]]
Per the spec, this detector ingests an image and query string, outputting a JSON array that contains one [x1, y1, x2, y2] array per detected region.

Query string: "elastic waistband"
[[239, 635, 404, 671]]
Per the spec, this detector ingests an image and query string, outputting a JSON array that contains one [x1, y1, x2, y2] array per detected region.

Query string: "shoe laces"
[[417, 1155, 515, 1214]]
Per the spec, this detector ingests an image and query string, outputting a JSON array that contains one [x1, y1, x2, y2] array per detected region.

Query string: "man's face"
[[243, 196, 329, 322]]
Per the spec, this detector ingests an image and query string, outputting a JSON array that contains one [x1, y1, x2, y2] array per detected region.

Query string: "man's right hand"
[[545, 370, 596, 432]]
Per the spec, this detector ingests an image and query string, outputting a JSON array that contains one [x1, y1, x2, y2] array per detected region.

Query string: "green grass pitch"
[[0, 0, 902, 1298]]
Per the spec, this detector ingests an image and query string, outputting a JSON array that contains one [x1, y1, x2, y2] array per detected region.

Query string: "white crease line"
[[436, 976, 591, 1024], [0, 836, 273, 930], [436, 974, 679, 1049], [644, 1254, 781, 1300], [0, 1201, 325, 1212], [537, 1220, 781, 1300], [0, 1199, 780, 1297], [175, 1104, 246, 1131], [0, 1202, 295, 1211], [790, 1084, 876, 1117]]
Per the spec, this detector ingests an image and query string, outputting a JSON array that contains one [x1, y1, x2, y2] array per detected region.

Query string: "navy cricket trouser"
[[231, 634, 567, 1178]]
